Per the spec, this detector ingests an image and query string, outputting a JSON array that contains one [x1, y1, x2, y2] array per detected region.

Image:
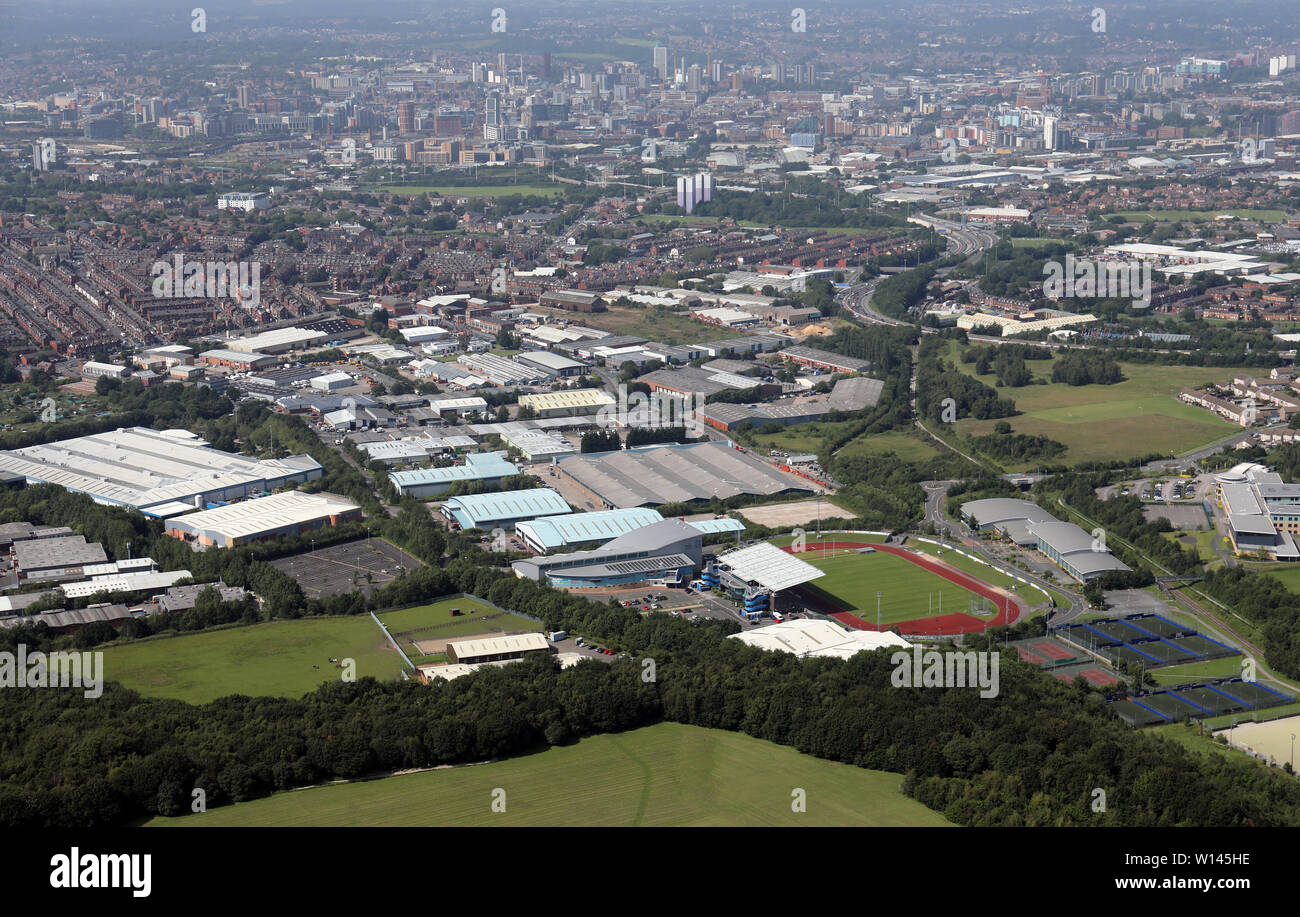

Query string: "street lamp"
[[1291, 733, 1295, 771], [876, 591, 882, 631]]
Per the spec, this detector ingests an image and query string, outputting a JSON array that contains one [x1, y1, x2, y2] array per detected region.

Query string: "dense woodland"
[[3, 552, 1299, 827], [917, 335, 1018, 422]]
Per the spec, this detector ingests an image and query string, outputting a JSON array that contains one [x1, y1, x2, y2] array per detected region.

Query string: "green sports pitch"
[[98, 616, 407, 705], [376, 595, 542, 667], [146, 722, 953, 827], [796, 546, 996, 626]]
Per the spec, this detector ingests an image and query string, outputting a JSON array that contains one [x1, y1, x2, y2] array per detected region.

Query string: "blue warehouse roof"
[[685, 517, 746, 535], [443, 487, 572, 528], [516, 507, 665, 550], [389, 451, 518, 490]]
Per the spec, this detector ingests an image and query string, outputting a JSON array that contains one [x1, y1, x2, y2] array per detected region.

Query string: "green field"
[[1106, 209, 1288, 223], [99, 616, 405, 705], [835, 430, 944, 463], [798, 547, 997, 625], [146, 722, 952, 827], [948, 342, 1252, 468], [904, 540, 1060, 607], [1148, 655, 1245, 686], [378, 596, 542, 666], [546, 304, 738, 346], [1239, 562, 1300, 598]]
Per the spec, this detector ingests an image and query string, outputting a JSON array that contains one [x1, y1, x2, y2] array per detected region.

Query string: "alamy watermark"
[[1042, 254, 1150, 308], [0, 644, 103, 698], [151, 255, 260, 307], [891, 646, 1000, 698]]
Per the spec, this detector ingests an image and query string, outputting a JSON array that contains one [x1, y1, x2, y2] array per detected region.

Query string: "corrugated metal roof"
[[716, 542, 824, 592], [444, 488, 571, 525]]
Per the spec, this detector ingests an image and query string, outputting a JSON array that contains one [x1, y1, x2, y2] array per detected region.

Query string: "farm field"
[[797, 546, 996, 625], [145, 722, 953, 827], [99, 616, 405, 705], [947, 342, 1253, 468]]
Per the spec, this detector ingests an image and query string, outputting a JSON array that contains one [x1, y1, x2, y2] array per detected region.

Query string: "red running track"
[[782, 541, 1026, 636]]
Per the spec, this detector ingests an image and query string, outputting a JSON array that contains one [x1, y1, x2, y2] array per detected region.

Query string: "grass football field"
[[145, 722, 953, 827], [377, 596, 542, 666], [797, 547, 994, 625], [99, 616, 406, 705]]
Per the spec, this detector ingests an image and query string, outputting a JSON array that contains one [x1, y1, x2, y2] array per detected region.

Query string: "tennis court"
[[1121, 614, 1186, 639], [1173, 685, 1247, 717], [1170, 633, 1234, 658], [1112, 699, 1169, 726], [1131, 691, 1199, 720], [1125, 639, 1199, 665], [1217, 680, 1294, 709], [1050, 664, 1121, 687]]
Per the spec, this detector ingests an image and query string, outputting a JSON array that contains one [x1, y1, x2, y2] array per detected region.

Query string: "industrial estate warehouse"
[[555, 440, 817, 509], [960, 498, 1131, 582], [514, 508, 743, 553], [441, 487, 572, 529], [0, 427, 323, 516], [164, 492, 363, 548], [512, 519, 703, 587]]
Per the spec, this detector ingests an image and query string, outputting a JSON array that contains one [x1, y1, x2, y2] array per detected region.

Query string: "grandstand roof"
[[715, 541, 824, 592]]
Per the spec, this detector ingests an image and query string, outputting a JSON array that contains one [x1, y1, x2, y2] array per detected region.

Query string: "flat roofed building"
[[441, 487, 571, 530], [81, 361, 128, 379], [511, 519, 703, 587], [556, 441, 815, 509], [514, 351, 587, 377], [61, 569, 193, 598], [226, 326, 327, 354], [389, 451, 519, 498], [446, 632, 550, 664], [731, 618, 911, 658], [516, 507, 665, 553], [517, 388, 615, 417], [0, 427, 322, 516], [777, 345, 871, 374], [14, 535, 109, 581], [198, 349, 277, 371], [164, 491, 361, 549]]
